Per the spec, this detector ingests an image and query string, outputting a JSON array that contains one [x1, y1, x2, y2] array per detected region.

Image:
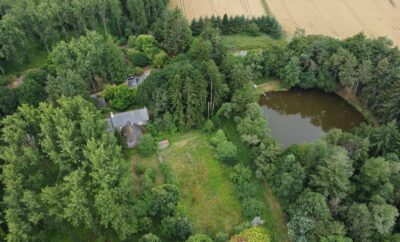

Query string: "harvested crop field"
[[168, 0, 267, 21], [268, 0, 400, 45]]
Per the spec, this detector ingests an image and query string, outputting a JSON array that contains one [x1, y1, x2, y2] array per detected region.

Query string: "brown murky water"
[[260, 89, 365, 147]]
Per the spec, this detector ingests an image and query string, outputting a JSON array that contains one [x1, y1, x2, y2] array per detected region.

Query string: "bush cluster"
[[127, 35, 168, 68], [211, 130, 238, 164]]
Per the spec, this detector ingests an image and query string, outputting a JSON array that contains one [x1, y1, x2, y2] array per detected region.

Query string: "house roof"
[[107, 107, 149, 130]]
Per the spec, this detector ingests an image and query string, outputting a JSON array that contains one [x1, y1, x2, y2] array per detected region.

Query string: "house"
[[106, 108, 150, 148]]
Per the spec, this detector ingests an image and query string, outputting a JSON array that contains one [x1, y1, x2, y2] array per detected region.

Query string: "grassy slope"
[[132, 129, 290, 241]]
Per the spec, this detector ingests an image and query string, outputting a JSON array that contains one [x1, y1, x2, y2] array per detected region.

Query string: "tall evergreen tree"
[[163, 9, 192, 55], [127, 0, 147, 34]]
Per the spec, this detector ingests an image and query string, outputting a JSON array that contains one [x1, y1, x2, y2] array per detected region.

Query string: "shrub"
[[144, 168, 156, 181], [142, 167, 156, 189], [136, 163, 146, 175], [17, 79, 46, 106], [139, 233, 160, 242], [214, 232, 229, 242], [118, 37, 128, 46], [160, 163, 178, 185], [128, 49, 150, 67], [247, 23, 260, 36], [127, 35, 137, 48], [137, 217, 153, 233], [236, 182, 257, 200], [230, 227, 271, 242], [0, 76, 11, 86], [129, 66, 145, 76], [211, 129, 227, 146], [216, 141, 238, 164], [242, 198, 263, 218], [234, 221, 252, 234], [130, 34, 158, 51], [161, 215, 193, 240], [203, 120, 214, 133], [320, 235, 353, 242], [153, 51, 169, 68], [138, 134, 157, 157], [0, 86, 18, 116], [103, 85, 136, 111], [150, 184, 180, 217], [186, 234, 213, 242], [229, 164, 252, 185]]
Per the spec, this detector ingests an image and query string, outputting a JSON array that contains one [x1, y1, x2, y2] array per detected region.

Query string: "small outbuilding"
[[159, 140, 170, 150], [126, 69, 151, 89]]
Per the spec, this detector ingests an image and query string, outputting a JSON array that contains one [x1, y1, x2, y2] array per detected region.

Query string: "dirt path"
[[264, 182, 290, 242]]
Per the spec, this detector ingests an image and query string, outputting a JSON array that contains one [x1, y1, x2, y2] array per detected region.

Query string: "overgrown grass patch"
[[131, 132, 244, 235], [222, 34, 286, 51], [130, 130, 289, 241], [162, 132, 243, 235]]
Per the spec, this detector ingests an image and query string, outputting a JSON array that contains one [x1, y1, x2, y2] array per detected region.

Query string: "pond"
[[259, 89, 365, 147]]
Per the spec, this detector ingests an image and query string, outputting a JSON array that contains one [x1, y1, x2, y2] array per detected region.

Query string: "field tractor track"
[[371, 0, 400, 31], [180, 0, 186, 17], [239, 0, 250, 17], [209, 0, 217, 16], [341, 0, 375, 38], [245, 0, 253, 16], [308, 0, 339, 38], [279, 0, 299, 29]]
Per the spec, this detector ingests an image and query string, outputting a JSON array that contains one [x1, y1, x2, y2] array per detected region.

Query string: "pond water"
[[259, 89, 365, 147]]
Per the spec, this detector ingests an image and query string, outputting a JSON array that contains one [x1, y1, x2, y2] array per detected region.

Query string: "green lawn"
[[222, 34, 286, 51]]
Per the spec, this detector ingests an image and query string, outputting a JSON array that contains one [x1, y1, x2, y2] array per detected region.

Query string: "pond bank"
[[335, 89, 378, 126], [256, 80, 288, 93]]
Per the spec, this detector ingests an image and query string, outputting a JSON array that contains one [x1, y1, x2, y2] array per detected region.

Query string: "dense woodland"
[[0, 0, 400, 242]]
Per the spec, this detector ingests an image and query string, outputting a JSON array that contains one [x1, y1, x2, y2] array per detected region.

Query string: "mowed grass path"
[[161, 132, 243, 234]]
